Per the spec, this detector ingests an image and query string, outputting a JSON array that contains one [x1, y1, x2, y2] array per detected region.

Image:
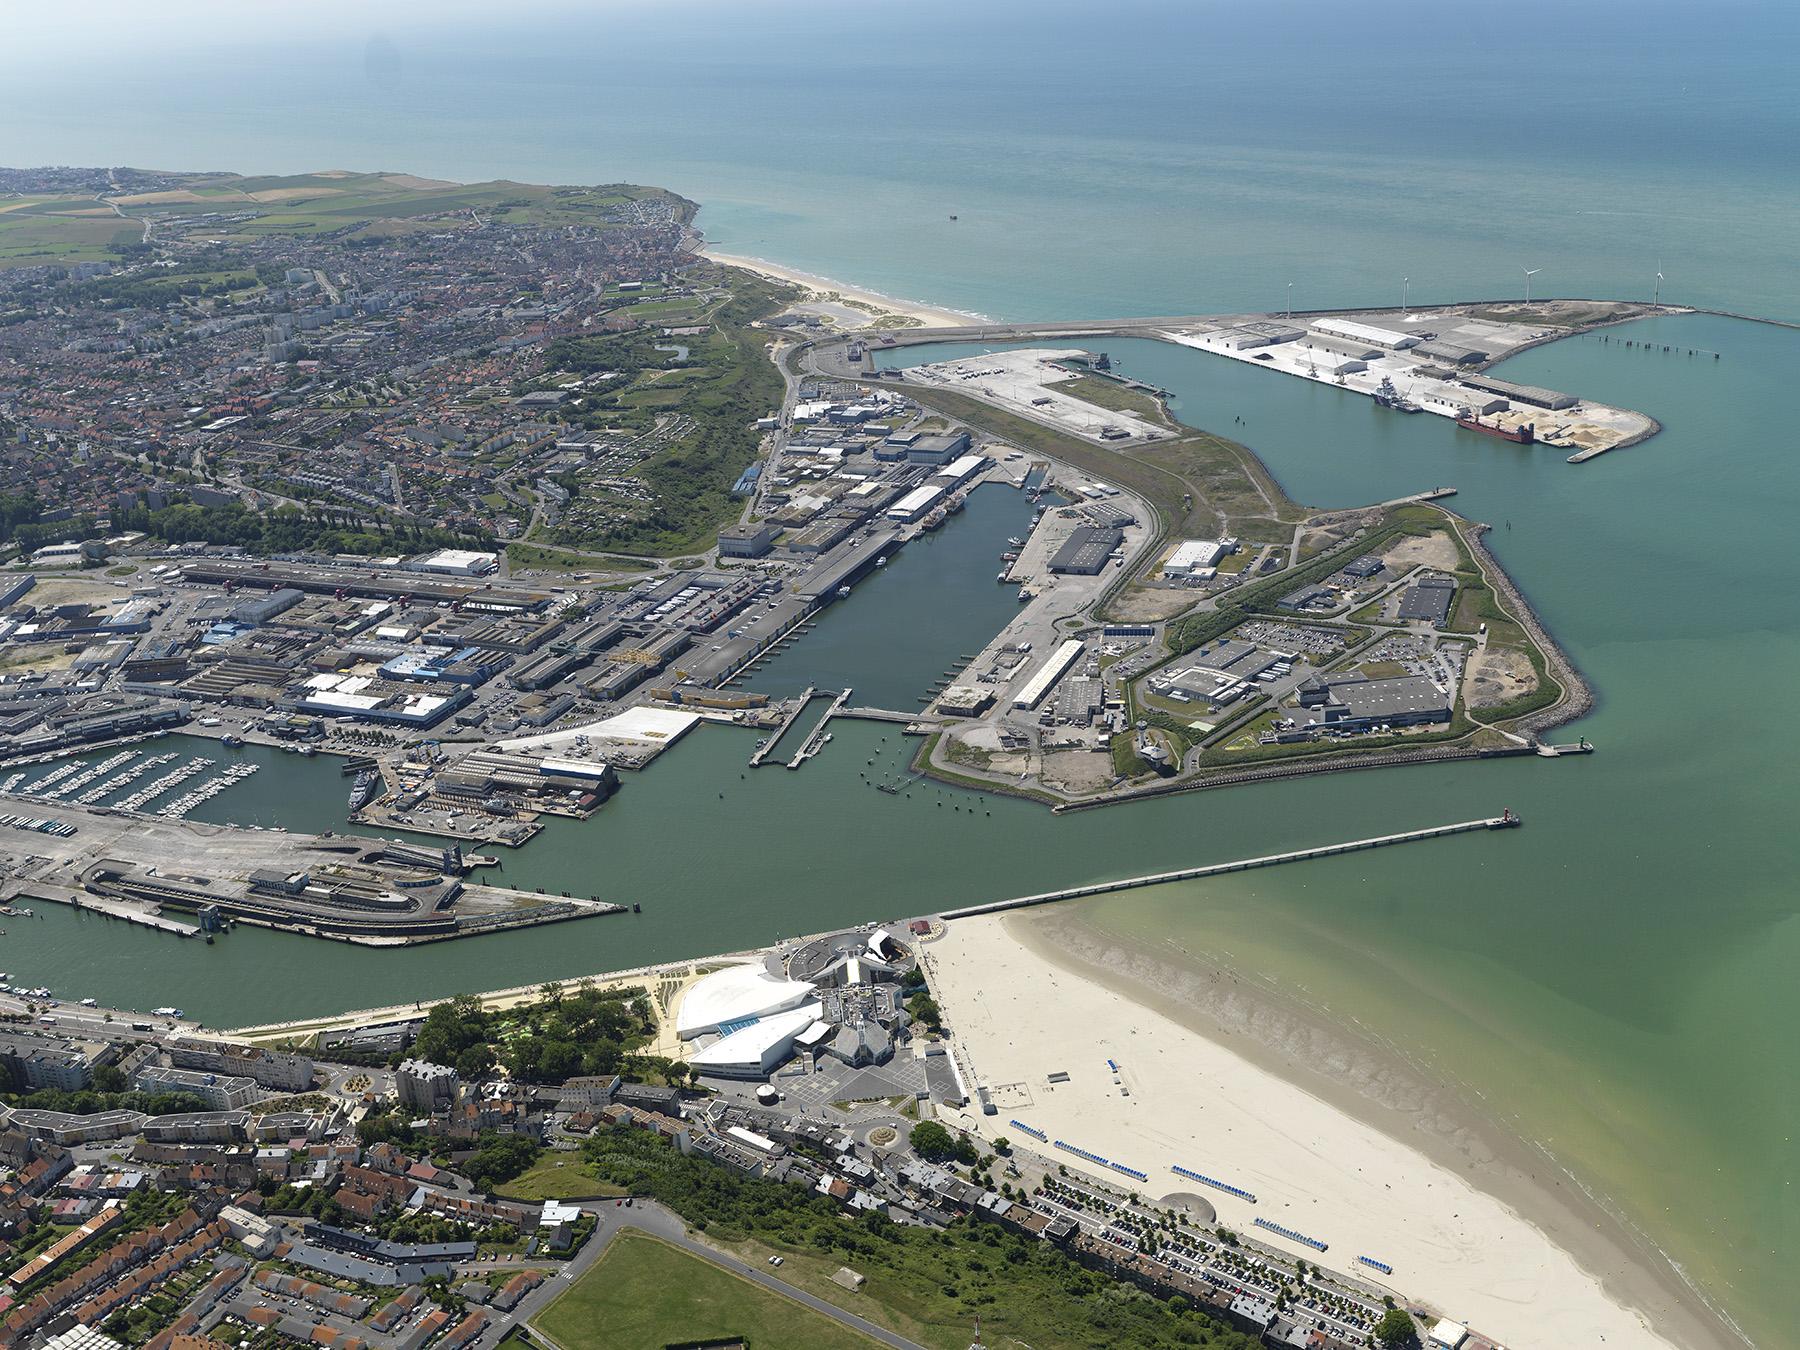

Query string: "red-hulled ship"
[[1455, 411, 1535, 444]]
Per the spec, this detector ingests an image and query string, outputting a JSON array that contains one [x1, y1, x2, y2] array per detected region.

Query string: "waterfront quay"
[[804, 297, 1665, 460], [0, 794, 624, 946]]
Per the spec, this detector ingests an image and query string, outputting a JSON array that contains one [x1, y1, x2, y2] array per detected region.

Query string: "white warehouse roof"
[[1166, 540, 1227, 573], [887, 484, 946, 519], [676, 964, 817, 1039], [1309, 317, 1420, 350], [1013, 639, 1086, 710]]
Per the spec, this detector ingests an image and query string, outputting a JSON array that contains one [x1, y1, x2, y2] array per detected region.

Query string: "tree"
[[909, 1121, 978, 1166], [908, 1121, 958, 1162], [1374, 1308, 1417, 1349], [906, 992, 942, 1032], [454, 1043, 496, 1080]]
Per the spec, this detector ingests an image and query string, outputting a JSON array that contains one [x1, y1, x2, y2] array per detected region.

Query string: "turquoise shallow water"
[[4, 3, 1798, 1339]]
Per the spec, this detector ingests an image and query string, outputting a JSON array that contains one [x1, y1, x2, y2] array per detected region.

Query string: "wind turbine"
[[1402, 276, 1410, 315], [1654, 267, 1664, 307], [1522, 267, 1542, 304]]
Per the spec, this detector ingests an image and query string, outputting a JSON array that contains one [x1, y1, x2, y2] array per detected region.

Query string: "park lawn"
[[493, 1154, 625, 1203], [532, 1230, 879, 1350]]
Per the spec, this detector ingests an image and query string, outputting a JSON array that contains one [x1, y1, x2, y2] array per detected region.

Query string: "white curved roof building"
[[676, 964, 817, 1040], [690, 1005, 823, 1079]]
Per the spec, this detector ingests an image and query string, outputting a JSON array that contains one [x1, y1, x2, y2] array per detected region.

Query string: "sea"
[[2, 2, 1796, 1344]]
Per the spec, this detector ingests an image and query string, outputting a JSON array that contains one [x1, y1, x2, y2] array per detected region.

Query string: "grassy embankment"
[[534, 1230, 880, 1350], [577, 1125, 1261, 1350], [895, 380, 1305, 552], [526, 267, 795, 557]]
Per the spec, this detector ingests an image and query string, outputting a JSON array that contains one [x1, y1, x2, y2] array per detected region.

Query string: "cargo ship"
[[348, 770, 382, 812], [1455, 411, 1535, 444]]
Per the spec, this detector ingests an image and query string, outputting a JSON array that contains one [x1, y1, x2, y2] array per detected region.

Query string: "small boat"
[[1008, 536, 1025, 547], [836, 586, 852, 599], [875, 557, 887, 568], [298, 745, 317, 757], [949, 214, 959, 221]]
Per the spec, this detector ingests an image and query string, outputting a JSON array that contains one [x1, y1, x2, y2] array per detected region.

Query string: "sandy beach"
[[699, 248, 984, 328], [924, 908, 1730, 1350]]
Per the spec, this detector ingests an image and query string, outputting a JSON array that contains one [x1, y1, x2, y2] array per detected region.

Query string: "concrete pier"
[[788, 689, 852, 769], [942, 815, 1519, 919], [750, 686, 814, 767], [19, 884, 200, 937]]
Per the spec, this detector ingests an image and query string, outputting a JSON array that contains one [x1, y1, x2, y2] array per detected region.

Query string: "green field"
[[533, 1230, 879, 1350], [493, 1155, 625, 1203], [1059, 372, 1169, 422], [2, 171, 692, 267]]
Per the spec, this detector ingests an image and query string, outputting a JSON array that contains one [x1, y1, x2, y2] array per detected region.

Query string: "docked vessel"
[[348, 770, 382, 812], [1373, 376, 1422, 413], [1455, 411, 1535, 444], [220, 733, 245, 748]]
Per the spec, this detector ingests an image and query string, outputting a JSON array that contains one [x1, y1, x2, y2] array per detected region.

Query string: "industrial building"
[[886, 484, 947, 523], [903, 431, 972, 465], [1164, 539, 1231, 576], [432, 747, 617, 812], [1295, 346, 1368, 376], [1308, 317, 1421, 350], [1013, 639, 1087, 710], [928, 453, 988, 490], [1214, 322, 1304, 350], [1296, 672, 1453, 730], [717, 522, 774, 558], [1047, 526, 1123, 575], [1458, 373, 1578, 411], [406, 549, 499, 578], [1397, 574, 1457, 626]]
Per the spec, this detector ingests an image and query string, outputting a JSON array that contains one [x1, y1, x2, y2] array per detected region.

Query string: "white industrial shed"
[[1309, 317, 1421, 350]]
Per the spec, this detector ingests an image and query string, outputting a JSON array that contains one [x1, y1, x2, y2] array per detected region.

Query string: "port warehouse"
[[1456, 373, 1579, 411], [1048, 526, 1125, 575], [1190, 316, 1580, 414], [178, 559, 548, 613], [1014, 639, 1087, 710]]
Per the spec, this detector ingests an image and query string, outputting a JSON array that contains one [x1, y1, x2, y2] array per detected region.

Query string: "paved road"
[[479, 1197, 925, 1350]]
